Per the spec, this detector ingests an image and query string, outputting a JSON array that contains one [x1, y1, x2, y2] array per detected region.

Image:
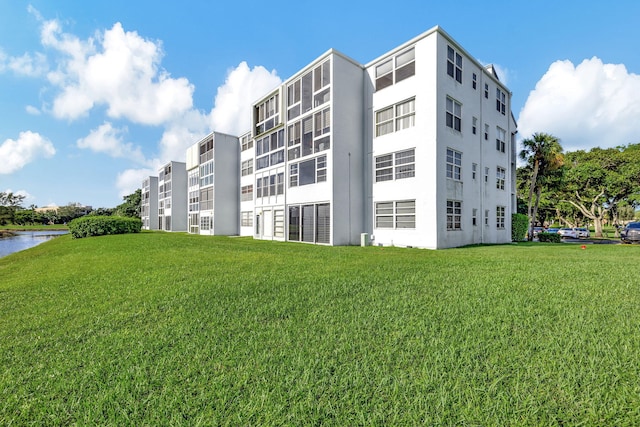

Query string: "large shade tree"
[[518, 133, 564, 240], [560, 144, 640, 237]]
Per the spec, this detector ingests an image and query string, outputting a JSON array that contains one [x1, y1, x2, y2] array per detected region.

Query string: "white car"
[[575, 227, 590, 238], [557, 227, 578, 239]]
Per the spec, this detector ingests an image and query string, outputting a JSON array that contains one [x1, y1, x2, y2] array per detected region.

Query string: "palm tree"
[[519, 133, 564, 240]]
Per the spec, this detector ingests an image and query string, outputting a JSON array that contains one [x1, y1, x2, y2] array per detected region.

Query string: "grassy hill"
[[1, 233, 639, 425]]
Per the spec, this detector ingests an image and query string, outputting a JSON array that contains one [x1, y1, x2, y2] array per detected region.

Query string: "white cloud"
[[209, 61, 281, 136], [26, 105, 41, 115], [40, 17, 194, 125], [518, 57, 640, 152], [0, 131, 56, 174], [8, 52, 48, 77], [77, 122, 147, 164]]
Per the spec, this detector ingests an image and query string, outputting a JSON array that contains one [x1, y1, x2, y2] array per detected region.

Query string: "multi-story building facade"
[[141, 176, 158, 230], [157, 161, 187, 232], [141, 26, 515, 249], [364, 26, 516, 248], [239, 131, 255, 236], [185, 132, 240, 235]]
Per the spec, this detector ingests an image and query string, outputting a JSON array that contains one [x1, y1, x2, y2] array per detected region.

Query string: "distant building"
[[141, 176, 158, 230], [157, 161, 187, 232]]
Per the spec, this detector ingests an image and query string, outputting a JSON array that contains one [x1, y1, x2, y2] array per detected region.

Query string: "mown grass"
[[1, 233, 639, 425]]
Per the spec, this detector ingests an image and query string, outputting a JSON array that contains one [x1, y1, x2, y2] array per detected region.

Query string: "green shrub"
[[511, 213, 528, 242], [68, 215, 142, 238], [538, 232, 562, 243]]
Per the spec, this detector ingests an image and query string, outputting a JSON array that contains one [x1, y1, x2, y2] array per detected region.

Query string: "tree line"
[[518, 133, 640, 239], [0, 189, 141, 226]]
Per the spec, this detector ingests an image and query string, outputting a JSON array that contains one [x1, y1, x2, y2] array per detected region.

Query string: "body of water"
[[0, 230, 68, 258]]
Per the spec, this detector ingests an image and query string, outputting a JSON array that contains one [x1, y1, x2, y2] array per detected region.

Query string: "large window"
[[288, 203, 330, 244], [241, 134, 253, 152], [446, 148, 462, 180], [255, 93, 280, 136], [375, 47, 415, 91], [255, 173, 284, 199], [241, 159, 253, 176], [375, 98, 415, 137], [241, 185, 253, 202], [496, 88, 506, 115], [241, 211, 253, 227], [447, 45, 462, 83], [446, 97, 461, 131], [287, 108, 330, 161], [375, 148, 415, 182], [287, 59, 330, 120], [375, 200, 415, 229], [289, 155, 327, 187], [188, 190, 199, 212], [447, 200, 462, 230], [200, 161, 214, 187], [199, 187, 213, 211], [496, 127, 506, 153], [497, 206, 506, 229], [496, 167, 506, 190], [200, 138, 213, 163], [255, 129, 285, 171]]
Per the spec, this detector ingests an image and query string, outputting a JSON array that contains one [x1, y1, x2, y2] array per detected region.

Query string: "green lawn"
[[1, 233, 639, 425]]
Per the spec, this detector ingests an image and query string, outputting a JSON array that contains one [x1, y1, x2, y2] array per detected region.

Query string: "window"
[[375, 47, 415, 91], [497, 206, 506, 229], [496, 88, 506, 115], [241, 211, 253, 227], [447, 200, 462, 230], [200, 161, 214, 187], [287, 59, 331, 119], [496, 167, 506, 190], [189, 190, 199, 212], [255, 129, 285, 170], [472, 163, 477, 180], [484, 167, 489, 183], [375, 98, 415, 137], [255, 173, 284, 199], [200, 138, 213, 163], [496, 127, 506, 153], [287, 109, 330, 160], [274, 209, 285, 238], [446, 148, 462, 180], [241, 159, 253, 177], [288, 203, 331, 244], [375, 148, 415, 182], [200, 215, 211, 231], [472, 117, 477, 135], [241, 185, 253, 202], [484, 83, 489, 99], [446, 97, 461, 131], [484, 124, 489, 141], [447, 45, 462, 83], [485, 209, 489, 226], [472, 73, 477, 89], [255, 93, 280, 135], [375, 200, 416, 229], [241, 134, 253, 151], [289, 155, 327, 187], [472, 208, 478, 226], [199, 187, 213, 211]]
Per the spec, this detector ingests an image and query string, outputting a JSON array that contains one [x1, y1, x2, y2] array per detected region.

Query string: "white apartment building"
[[185, 132, 240, 235], [251, 50, 365, 245], [158, 161, 187, 232], [141, 176, 158, 230], [142, 25, 516, 249], [364, 26, 517, 249]]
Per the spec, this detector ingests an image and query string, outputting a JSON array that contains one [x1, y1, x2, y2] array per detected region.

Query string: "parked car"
[[546, 228, 559, 234], [575, 227, 590, 238], [621, 222, 640, 243], [557, 227, 578, 239], [532, 227, 545, 238]]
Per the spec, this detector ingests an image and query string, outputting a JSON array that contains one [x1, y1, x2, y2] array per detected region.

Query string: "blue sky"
[[2, 0, 640, 209]]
